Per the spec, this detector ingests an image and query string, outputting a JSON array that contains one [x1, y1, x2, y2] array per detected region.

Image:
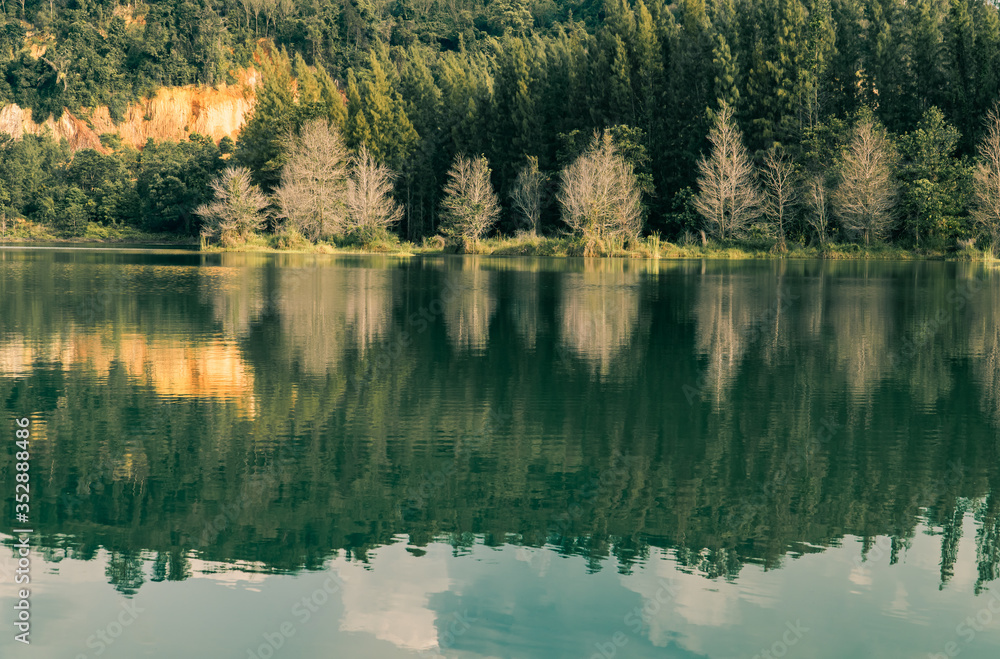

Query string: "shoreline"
[[1, 240, 988, 261], [1, 224, 992, 261], [4, 240, 991, 262], [0, 226, 198, 248]]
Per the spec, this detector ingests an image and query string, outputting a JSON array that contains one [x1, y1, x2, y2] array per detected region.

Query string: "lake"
[[2, 248, 1000, 658]]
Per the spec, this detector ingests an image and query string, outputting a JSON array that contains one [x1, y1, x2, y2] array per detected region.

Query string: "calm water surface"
[[2, 249, 1000, 658]]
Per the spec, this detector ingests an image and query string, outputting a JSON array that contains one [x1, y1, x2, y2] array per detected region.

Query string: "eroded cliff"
[[0, 68, 259, 152]]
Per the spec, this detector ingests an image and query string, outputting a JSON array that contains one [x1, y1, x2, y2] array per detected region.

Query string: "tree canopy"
[[2, 0, 1000, 248]]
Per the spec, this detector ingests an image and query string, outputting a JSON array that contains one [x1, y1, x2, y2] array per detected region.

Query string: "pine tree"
[[344, 69, 372, 152], [662, 0, 715, 193], [633, 1, 666, 148], [909, 0, 949, 115], [235, 48, 295, 190], [709, 0, 740, 116], [359, 48, 419, 172], [343, 47, 420, 175], [236, 48, 346, 191], [292, 54, 347, 128], [744, 0, 810, 151], [945, 0, 1000, 150], [868, 0, 916, 132], [801, 0, 835, 131], [399, 47, 445, 239], [438, 51, 492, 158], [491, 36, 542, 189], [543, 27, 592, 151], [590, 28, 634, 128], [828, 0, 870, 117]]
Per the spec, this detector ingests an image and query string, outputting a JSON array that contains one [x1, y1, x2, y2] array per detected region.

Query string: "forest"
[[2, 0, 1000, 253]]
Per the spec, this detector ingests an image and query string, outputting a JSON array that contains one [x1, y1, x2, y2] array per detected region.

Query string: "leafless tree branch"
[[973, 108, 1000, 253], [275, 118, 350, 242], [832, 117, 897, 246], [558, 130, 644, 242], [694, 105, 763, 241]]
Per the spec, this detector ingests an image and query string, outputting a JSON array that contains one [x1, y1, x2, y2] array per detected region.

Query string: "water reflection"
[[433, 258, 496, 353], [2, 252, 1000, 618], [690, 262, 788, 406], [6, 528, 999, 659], [339, 543, 452, 652], [560, 263, 642, 374]]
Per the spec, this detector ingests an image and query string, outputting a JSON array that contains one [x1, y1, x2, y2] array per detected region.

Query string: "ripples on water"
[[2, 249, 1000, 658]]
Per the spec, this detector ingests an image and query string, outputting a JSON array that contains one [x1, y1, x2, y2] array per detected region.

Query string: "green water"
[[2, 248, 1000, 658]]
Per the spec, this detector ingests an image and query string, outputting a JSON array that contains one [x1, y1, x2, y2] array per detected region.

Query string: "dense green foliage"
[[2, 0, 1000, 250], [0, 132, 224, 234]]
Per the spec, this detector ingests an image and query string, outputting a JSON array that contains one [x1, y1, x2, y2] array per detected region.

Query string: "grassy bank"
[[8, 224, 996, 261], [0, 221, 198, 246], [199, 231, 417, 255], [416, 234, 989, 261]]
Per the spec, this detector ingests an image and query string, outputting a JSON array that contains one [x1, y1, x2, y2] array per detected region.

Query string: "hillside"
[[1, 0, 999, 251], [0, 68, 258, 151]]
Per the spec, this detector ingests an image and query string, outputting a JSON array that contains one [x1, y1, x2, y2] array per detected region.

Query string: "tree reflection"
[[3, 255, 1000, 597]]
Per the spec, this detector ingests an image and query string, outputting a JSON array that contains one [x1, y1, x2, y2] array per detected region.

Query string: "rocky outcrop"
[[0, 68, 259, 152], [0, 104, 105, 150]]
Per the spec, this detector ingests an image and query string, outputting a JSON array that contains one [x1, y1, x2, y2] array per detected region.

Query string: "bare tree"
[[832, 117, 897, 246], [973, 108, 1000, 253], [762, 147, 798, 249], [275, 118, 350, 242], [557, 130, 644, 241], [805, 175, 831, 246], [510, 155, 546, 235], [694, 105, 763, 240], [345, 146, 403, 244], [440, 154, 501, 249], [196, 167, 271, 247]]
